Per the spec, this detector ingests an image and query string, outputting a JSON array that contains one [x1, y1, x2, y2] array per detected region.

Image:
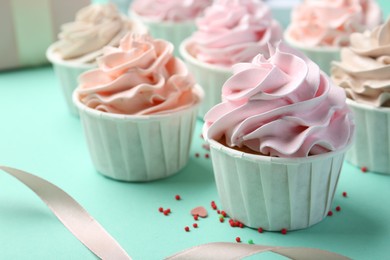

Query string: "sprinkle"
[[166, 208, 171, 214], [217, 210, 220, 214], [205, 153, 210, 159], [342, 192, 347, 197], [163, 210, 170, 216], [327, 211, 333, 216], [175, 195, 181, 200], [281, 228, 287, 235], [193, 223, 198, 228], [236, 237, 241, 243], [195, 153, 200, 158], [194, 215, 199, 221], [200, 134, 204, 139], [185, 226, 190, 232], [336, 206, 341, 212], [219, 218, 225, 223], [230, 222, 236, 227], [361, 166, 368, 173], [221, 211, 227, 217], [258, 227, 263, 233], [248, 240, 254, 244], [239, 223, 244, 228], [158, 207, 164, 213], [202, 144, 210, 151]]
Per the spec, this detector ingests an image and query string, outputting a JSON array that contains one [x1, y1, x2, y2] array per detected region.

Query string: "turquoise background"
[[1, 1, 390, 259]]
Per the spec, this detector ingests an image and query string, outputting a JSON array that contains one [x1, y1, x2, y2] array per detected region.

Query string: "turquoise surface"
[[0, 66, 390, 259]]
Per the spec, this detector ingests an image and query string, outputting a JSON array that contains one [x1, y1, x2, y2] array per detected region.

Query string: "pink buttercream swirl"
[[77, 34, 199, 115], [187, 0, 282, 67], [287, 0, 381, 47], [131, 0, 212, 22], [204, 42, 354, 158]]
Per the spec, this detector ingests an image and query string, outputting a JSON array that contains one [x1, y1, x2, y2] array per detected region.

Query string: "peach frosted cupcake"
[[204, 42, 354, 231], [180, 0, 282, 118], [284, 0, 381, 74], [47, 3, 146, 115], [332, 18, 390, 174], [73, 34, 203, 182], [129, 0, 212, 57]]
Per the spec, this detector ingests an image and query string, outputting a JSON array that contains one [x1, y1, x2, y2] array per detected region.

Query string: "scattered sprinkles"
[[281, 228, 287, 235], [193, 223, 198, 228], [248, 239, 254, 244], [236, 237, 241, 243], [336, 206, 341, 212], [205, 153, 210, 159], [327, 210, 333, 216], [342, 191, 347, 197], [211, 201, 217, 210], [361, 166, 368, 173], [184, 226, 190, 232], [195, 153, 200, 158], [194, 215, 199, 221], [219, 218, 225, 223], [221, 211, 227, 217], [175, 195, 181, 200], [158, 207, 164, 213], [258, 227, 263, 233]]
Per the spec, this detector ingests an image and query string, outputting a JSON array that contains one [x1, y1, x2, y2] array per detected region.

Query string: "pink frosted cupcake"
[[332, 18, 390, 174], [47, 3, 146, 115], [180, 0, 282, 118], [129, 0, 212, 57], [203, 42, 354, 231], [73, 34, 203, 182], [284, 0, 381, 74]]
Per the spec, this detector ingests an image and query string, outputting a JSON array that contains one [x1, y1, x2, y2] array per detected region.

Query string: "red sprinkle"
[[166, 208, 171, 213], [239, 223, 244, 228], [195, 153, 200, 158], [230, 222, 236, 227], [163, 210, 170, 216], [175, 195, 181, 200], [193, 223, 198, 228], [185, 226, 190, 232], [281, 228, 287, 235], [236, 237, 241, 243], [258, 227, 264, 233], [217, 210, 221, 214], [361, 166, 368, 173], [342, 192, 347, 197], [158, 207, 164, 213], [221, 211, 227, 217], [220, 218, 224, 223], [205, 153, 210, 159], [327, 210, 333, 216], [336, 206, 341, 212], [194, 215, 199, 221]]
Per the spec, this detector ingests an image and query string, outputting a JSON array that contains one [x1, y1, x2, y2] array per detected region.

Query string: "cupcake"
[[47, 3, 146, 115], [284, 0, 381, 75], [180, 0, 282, 118], [73, 34, 203, 182], [203, 42, 354, 231], [129, 0, 212, 57], [332, 18, 390, 174]]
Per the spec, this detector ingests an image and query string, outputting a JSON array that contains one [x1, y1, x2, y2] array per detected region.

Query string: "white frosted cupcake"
[[203, 42, 354, 231], [332, 19, 390, 174], [47, 3, 146, 115], [180, 0, 282, 119], [73, 34, 203, 182], [284, 0, 381, 75], [129, 0, 212, 57]]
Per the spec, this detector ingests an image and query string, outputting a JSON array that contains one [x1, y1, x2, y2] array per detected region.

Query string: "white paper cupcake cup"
[[204, 134, 351, 231], [73, 85, 203, 182], [345, 99, 390, 174], [130, 11, 196, 58], [47, 45, 96, 116], [180, 39, 232, 119], [284, 30, 340, 75]]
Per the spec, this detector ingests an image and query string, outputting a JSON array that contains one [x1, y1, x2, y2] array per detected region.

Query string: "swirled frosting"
[[54, 3, 145, 63], [287, 0, 381, 47], [77, 34, 200, 115], [186, 0, 282, 67], [204, 42, 354, 158], [332, 19, 390, 107], [131, 0, 212, 22]]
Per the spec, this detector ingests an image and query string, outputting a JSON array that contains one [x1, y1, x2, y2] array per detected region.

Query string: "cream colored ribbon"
[[0, 166, 350, 260]]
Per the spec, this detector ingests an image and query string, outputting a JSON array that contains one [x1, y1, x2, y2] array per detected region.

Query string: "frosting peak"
[[187, 0, 282, 67], [54, 3, 144, 63], [287, 0, 381, 47], [205, 42, 354, 158], [332, 19, 390, 107], [77, 34, 199, 115]]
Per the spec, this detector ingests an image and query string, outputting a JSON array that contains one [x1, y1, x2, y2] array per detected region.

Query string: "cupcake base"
[[205, 136, 351, 231], [345, 99, 390, 174], [73, 85, 203, 182]]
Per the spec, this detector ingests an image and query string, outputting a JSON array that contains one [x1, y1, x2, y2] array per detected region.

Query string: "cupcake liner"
[[47, 45, 96, 116], [284, 30, 340, 75], [73, 85, 203, 182], [204, 136, 351, 231], [180, 39, 232, 119], [346, 99, 390, 174], [130, 11, 196, 58]]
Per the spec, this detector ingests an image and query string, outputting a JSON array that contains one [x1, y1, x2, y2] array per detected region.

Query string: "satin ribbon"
[[0, 166, 350, 260]]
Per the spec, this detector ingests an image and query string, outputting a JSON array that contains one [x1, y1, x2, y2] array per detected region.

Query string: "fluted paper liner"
[[204, 137, 350, 231], [73, 85, 203, 182], [346, 99, 390, 174], [47, 45, 96, 115], [180, 39, 232, 119], [130, 11, 196, 58], [284, 30, 340, 75]]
